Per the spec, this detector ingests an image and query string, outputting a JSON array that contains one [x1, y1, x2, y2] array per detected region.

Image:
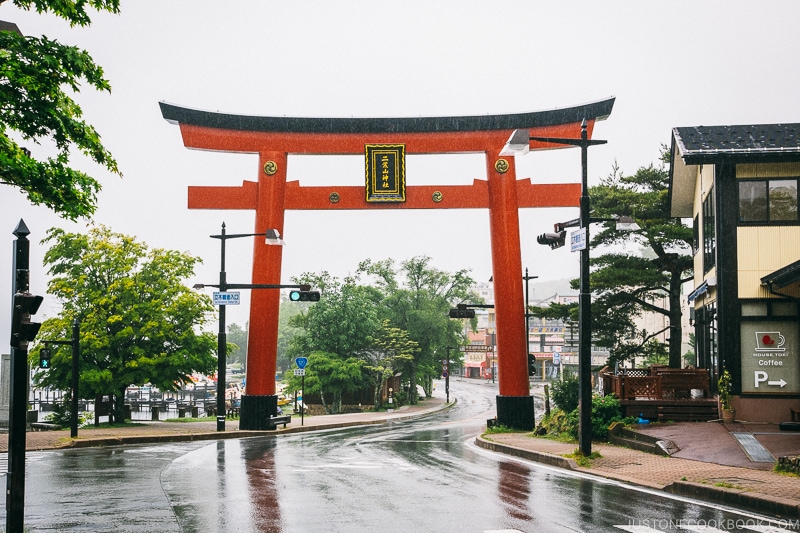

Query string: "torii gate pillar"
[[485, 155, 534, 428], [160, 98, 614, 430]]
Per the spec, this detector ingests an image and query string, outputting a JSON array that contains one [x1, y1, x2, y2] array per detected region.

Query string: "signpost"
[[570, 228, 587, 252], [295, 357, 308, 425], [213, 291, 240, 305]]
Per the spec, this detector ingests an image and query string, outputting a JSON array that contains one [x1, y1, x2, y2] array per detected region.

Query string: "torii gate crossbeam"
[[160, 98, 615, 430]]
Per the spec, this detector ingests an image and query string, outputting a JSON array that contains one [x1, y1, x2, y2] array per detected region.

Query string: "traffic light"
[[289, 290, 320, 302], [448, 308, 475, 319], [39, 347, 52, 369], [537, 231, 566, 249], [10, 291, 43, 350], [527, 353, 536, 376]]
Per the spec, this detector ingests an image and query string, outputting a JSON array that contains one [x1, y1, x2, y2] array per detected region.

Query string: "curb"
[[665, 481, 800, 520], [475, 435, 800, 520], [45, 399, 457, 450], [475, 435, 578, 470]]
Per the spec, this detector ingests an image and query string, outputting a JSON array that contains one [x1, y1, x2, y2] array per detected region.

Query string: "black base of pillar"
[[496, 395, 535, 431], [240, 394, 278, 430]]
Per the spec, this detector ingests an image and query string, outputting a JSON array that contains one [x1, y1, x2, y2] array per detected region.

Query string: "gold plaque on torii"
[[365, 144, 406, 203]]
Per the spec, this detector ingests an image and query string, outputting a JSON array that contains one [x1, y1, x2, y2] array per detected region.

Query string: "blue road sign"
[[295, 357, 308, 369]]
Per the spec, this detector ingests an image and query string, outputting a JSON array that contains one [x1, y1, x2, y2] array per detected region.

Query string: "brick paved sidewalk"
[[479, 431, 800, 520]]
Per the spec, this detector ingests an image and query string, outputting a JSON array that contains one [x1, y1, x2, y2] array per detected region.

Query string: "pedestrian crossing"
[[0, 451, 50, 475]]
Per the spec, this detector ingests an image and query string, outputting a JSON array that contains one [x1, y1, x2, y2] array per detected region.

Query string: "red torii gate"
[[160, 98, 615, 430]]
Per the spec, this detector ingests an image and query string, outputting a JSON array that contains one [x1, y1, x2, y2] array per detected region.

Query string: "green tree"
[[277, 298, 304, 372], [588, 150, 693, 368], [227, 322, 248, 369], [32, 226, 217, 422], [285, 351, 365, 415], [362, 320, 419, 410], [287, 272, 379, 413], [358, 256, 475, 403], [1, 0, 121, 219]]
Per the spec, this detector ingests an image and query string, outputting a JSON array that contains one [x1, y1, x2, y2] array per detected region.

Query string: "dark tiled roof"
[[159, 98, 615, 134], [673, 123, 800, 164], [761, 259, 800, 289]]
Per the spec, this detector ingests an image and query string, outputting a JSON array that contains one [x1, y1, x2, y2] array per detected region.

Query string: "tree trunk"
[[320, 391, 331, 415], [373, 373, 384, 410], [668, 271, 683, 368], [332, 392, 342, 414], [422, 375, 432, 398], [114, 388, 127, 423], [408, 366, 417, 404]]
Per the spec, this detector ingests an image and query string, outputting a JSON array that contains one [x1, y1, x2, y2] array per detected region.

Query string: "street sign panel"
[[553, 352, 561, 365], [213, 292, 240, 305], [294, 368, 306, 376], [459, 345, 493, 352], [295, 357, 308, 369], [570, 228, 586, 252]]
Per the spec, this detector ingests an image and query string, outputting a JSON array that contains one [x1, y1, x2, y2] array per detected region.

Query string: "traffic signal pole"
[[7, 219, 43, 533]]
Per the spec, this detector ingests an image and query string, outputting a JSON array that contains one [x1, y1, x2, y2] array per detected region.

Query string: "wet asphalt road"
[[3, 380, 792, 532]]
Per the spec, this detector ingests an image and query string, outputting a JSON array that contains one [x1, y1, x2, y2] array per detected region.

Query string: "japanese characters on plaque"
[[365, 144, 406, 203]]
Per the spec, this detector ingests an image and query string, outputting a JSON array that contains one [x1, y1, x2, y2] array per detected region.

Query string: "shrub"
[[550, 371, 579, 413], [44, 397, 93, 429], [538, 410, 575, 440], [560, 394, 634, 442]]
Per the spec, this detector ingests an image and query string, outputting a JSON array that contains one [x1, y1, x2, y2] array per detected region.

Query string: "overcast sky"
[[3, 1, 800, 331]]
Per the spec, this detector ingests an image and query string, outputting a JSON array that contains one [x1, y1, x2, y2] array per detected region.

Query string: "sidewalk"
[[478, 420, 800, 520], [0, 397, 449, 453]]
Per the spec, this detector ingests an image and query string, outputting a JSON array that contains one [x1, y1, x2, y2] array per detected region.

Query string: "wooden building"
[[669, 123, 800, 423]]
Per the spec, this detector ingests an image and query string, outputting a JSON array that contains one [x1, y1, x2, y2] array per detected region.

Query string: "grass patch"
[[484, 424, 520, 434], [563, 449, 603, 467], [774, 465, 800, 477], [163, 417, 214, 423], [713, 481, 744, 490], [81, 421, 140, 429]]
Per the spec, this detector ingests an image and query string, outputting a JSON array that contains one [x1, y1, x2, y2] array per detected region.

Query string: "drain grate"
[[730, 432, 775, 463]]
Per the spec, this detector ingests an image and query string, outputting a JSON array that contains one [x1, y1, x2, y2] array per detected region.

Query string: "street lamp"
[[501, 120, 609, 456], [194, 223, 308, 432]]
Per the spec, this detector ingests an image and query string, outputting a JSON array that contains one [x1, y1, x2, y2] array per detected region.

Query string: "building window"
[[692, 215, 699, 254], [703, 190, 715, 273], [694, 303, 718, 391], [739, 178, 799, 223]]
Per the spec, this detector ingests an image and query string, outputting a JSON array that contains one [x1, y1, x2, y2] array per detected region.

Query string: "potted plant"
[[718, 370, 735, 423]]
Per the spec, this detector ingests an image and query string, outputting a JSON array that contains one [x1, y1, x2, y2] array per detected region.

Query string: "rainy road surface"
[[3, 379, 796, 532]]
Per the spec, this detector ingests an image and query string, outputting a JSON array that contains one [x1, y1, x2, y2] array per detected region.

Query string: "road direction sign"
[[460, 345, 493, 352], [213, 292, 240, 305], [570, 228, 586, 252], [294, 368, 306, 376], [295, 357, 308, 369]]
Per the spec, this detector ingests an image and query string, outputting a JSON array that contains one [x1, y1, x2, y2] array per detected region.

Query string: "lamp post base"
[[495, 395, 535, 430], [239, 394, 278, 430]]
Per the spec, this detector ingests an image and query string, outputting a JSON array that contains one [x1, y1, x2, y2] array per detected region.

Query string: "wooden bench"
[[268, 415, 291, 429]]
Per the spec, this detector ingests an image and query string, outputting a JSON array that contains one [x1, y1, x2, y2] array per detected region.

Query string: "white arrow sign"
[[768, 379, 787, 387]]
